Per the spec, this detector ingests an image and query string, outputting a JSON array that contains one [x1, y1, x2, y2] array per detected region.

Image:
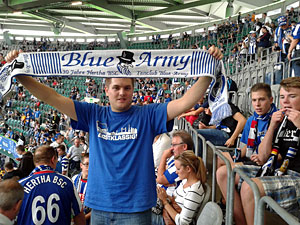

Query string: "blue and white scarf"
[[29, 165, 55, 176], [246, 103, 277, 157], [0, 49, 231, 125]]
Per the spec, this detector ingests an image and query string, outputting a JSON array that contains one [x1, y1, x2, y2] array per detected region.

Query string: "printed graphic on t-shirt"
[[281, 129, 299, 142], [97, 121, 138, 140]]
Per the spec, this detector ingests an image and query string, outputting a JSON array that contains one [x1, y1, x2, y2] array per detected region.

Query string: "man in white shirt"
[[263, 13, 272, 25], [50, 134, 67, 150], [0, 179, 24, 225], [67, 138, 84, 174]]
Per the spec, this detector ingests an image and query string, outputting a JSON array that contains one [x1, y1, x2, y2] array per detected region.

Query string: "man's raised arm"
[[6, 50, 77, 121], [167, 46, 222, 121]]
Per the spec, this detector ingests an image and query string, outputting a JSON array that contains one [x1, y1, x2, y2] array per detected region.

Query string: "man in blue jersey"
[[288, 22, 300, 76], [156, 130, 194, 194], [6, 47, 222, 224], [17, 145, 85, 225], [273, 16, 293, 82]]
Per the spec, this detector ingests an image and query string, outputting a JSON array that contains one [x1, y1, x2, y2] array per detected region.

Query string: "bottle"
[[233, 148, 241, 163], [246, 147, 254, 158], [256, 147, 279, 177], [276, 147, 297, 176]]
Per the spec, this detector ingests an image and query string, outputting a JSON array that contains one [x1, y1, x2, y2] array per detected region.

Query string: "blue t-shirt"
[[71, 101, 173, 212], [240, 116, 270, 153], [17, 165, 81, 225]]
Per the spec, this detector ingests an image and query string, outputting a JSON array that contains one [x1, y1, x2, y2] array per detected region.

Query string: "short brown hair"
[[81, 153, 89, 162], [250, 83, 272, 98], [34, 145, 57, 165], [172, 130, 194, 151], [16, 145, 25, 152], [57, 144, 66, 152], [4, 162, 13, 170], [105, 78, 135, 88], [280, 77, 300, 91]]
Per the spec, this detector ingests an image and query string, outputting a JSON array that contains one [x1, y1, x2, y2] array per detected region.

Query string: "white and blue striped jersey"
[[248, 37, 257, 55], [17, 165, 81, 225], [292, 23, 300, 50], [58, 154, 69, 174]]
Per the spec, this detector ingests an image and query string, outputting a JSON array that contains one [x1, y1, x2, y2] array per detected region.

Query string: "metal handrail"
[[228, 167, 261, 225], [186, 122, 200, 157], [206, 141, 233, 225], [288, 56, 300, 77], [257, 196, 300, 225], [198, 133, 208, 167]]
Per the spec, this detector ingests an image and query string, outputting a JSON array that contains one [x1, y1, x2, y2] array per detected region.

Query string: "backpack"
[[227, 77, 238, 92]]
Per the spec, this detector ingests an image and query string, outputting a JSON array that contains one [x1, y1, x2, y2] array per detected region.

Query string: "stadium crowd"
[[0, 7, 299, 225]]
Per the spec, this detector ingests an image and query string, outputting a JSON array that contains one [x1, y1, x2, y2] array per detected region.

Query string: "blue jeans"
[[91, 209, 151, 225], [151, 212, 165, 225], [197, 129, 230, 156]]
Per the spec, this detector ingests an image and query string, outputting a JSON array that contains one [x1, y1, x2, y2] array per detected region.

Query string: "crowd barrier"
[[174, 116, 300, 225]]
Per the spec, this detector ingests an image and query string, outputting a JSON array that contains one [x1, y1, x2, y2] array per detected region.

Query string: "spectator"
[[196, 104, 246, 156], [144, 90, 153, 103], [152, 133, 172, 168], [287, 22, 300, 76], [16, 145, 35, 179], [235, 77, 300, 225], [155, 84, 168, 103], [168, 34, 173, 47], [164, 93, 172, 103], [251, 12, 256, 23], [254, 18, 263, 34], [274, 16, 293, 63], [216, 83, 277, 223], [67, 138, 84, 174], [50, 134, 67, 150], [257, 26, 271, 61], [17, 145, 85, 225], [152, 151, 206, 225], [80, 136, 89, 153], [262, 13, 272, 25], [0, 179, 24, 225], [56, 144, 69, 176], [178, 96, 209, 127], [237, 12, 242, 24], [246, 31, 257, 62], [72, 153, 91, 225], [156, 130, 194, 195], [0, 53, 6, 67], [6, 48, 222, 224], [2, 162, 23, 180]]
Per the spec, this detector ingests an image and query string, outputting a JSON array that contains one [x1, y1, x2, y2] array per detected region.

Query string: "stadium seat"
[[197, 202, 223, 225]]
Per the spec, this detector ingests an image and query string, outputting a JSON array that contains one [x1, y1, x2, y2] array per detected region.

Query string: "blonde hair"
[[174, 150, 207, 184]]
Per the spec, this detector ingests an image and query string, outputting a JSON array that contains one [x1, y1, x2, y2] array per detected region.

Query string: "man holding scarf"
[[217, 83, 277, 225], [6, 48, 222, 224], [235, 78, 300, 225]]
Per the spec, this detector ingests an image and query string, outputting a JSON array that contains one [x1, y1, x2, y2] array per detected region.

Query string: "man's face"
[[105, 78, 134, 112], [74, 139, 80, 147], [280, 87, 300, 111], [171, 136, 186, 157], [57, 148, 64, 156], [251, 90, 273, 116]]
